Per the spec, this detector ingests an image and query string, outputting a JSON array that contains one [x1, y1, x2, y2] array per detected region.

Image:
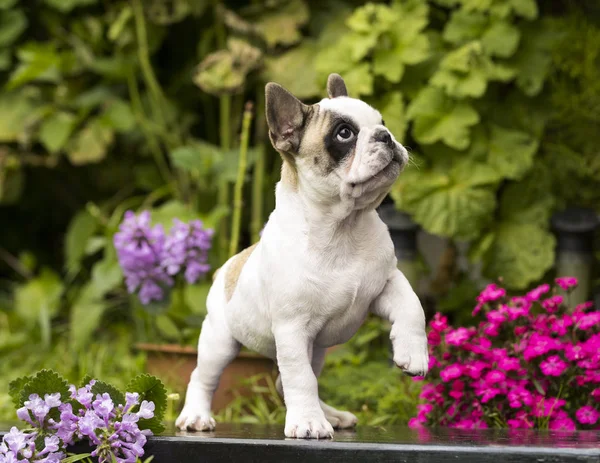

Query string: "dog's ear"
[[265, 83, 309, 154], [327, 73, 348, 98]]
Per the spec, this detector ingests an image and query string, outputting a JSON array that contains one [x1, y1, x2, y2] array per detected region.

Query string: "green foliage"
[[127, 374, 168, 434]]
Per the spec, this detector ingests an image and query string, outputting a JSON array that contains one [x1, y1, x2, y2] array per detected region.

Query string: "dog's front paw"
[[285, 411, 334, 439], [324, 409, 358, 429], [176, 406, 216, 432], [392, 332, 429, 377]]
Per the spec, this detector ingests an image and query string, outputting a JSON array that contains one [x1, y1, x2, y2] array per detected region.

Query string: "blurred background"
[[0, 0, 599, 426]]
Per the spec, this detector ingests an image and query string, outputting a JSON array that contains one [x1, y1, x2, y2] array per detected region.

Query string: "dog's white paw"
[[324, 409, 358, 429], [176, 406, 216, 432], [285, 412, 334, 439], [392, 332, 429, 377]]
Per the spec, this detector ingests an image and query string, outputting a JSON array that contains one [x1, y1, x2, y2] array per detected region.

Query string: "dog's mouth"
[[346, 156, 401, 199]]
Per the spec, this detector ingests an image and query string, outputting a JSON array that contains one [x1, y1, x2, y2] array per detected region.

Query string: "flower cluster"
[[1, 381, 155, 463], [411, 277, 600, 430], [114, 211, 213, 304]]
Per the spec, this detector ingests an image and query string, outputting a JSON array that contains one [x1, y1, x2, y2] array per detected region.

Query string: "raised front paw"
[[392, 332, 429, 377], [176, 405, 216, 432], [285, 411, 334, 439]]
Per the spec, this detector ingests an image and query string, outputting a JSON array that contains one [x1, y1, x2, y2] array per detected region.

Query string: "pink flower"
[[525, 284, 550, 302], [592, 389, 600, 401], [449, 380, 465, 400], [508, 387, 533, 408], [408, 417, 425, 429], [542, 295, 563, 313], [577, 312, 600, 331], [480, 387, 501, 403], [485, 370, 506, 384], [523, 333, 560, 361], [446, 327, 471, 346], [540, 355, 568, 376], [550, 315, 573, 336], [498, 356, 521, 372], [483, 322, 500, 337], [440, 364, 463, 382], [555, 277, 578, 291], [427, 330, 441, 346], [565, 343, 586, 361], [575, 405, 599, 424], [430, 313, 449, 332], [465, 360, 488, 379], [486, 310, 507, 324], [477, 284, 506, 304], [549, 415, 576, 431], [507, 411, 533, 429]]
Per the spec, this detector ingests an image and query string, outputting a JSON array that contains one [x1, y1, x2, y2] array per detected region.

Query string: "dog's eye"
[[335, 125, 355, 143]]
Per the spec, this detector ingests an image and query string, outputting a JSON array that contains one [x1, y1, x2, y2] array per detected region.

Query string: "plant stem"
[[126, 71, 174, 191], [251, 88, 266, 243], [229, 102, 253, 258]]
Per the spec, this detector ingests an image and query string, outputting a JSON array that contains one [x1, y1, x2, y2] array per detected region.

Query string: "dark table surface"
[[3, 423, 600, 462]]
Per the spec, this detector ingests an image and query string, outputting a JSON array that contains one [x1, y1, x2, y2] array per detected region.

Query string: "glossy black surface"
[[3, 423, 600, 462]]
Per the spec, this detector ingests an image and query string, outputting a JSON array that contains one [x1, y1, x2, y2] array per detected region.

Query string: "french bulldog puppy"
[[176, 74, 428, 439]]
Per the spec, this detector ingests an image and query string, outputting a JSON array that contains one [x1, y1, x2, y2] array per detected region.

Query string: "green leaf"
[[0, 0, 18, 9], [391, 161, 498, 240], [346, 3, 396, 35], [430, 41, 516, 98], [90, 255, 123, 296], [90, 380, 125, 408], [482, 223, 555, 289], [126, 374, 167, 434], [499, 172, 555, 227], [0, 9, 26, 47], [0, 92, 36, 142], [65, 210, 98, 274], [0, 48, 11, 70], [340, 63, 373, 97], [170, 143, 217, 175], [254, 0, 309, 48], [443, 11, 487, 44], [151, 200, 201, 231], [481, 21, 520, 58], [263, 41, 320, 99], [70, 294, 106, 352], [7, 42, 63, 90], [19, 369, 70, 409], [100, 99, 135, 132], [39, 111, 77, 154], [9, 375, 32, 408], [193, 38, 262, 95], [183, 282, 211, 315], [509, 20, 558, 96], [43, 0, 96, 12], [67, 118, 114, 165], [155, 314, 180, 341], [488, 124, 539, 180], [14, 269, 63, 324], [376, 92, 407, 143], [407, 87, 480, 149]]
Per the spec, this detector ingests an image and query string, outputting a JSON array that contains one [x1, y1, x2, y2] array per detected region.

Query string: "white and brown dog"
[[176, 74, 428, 439]]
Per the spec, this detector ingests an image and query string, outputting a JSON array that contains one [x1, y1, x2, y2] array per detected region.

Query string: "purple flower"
[[44, 393, 61, 409], [2, 427, 29, 454], [114, 210, 173, 305], [137, 401, 155, 419], [124, 393, 140, 413], [93, 393, 115, 420], [24, 394, 50, 425], [162, 219, 213, 284]]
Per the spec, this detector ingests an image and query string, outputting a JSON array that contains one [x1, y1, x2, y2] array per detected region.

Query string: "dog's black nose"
[[375, 130, 393, 147]]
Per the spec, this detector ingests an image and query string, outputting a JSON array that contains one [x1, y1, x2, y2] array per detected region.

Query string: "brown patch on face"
[[225, 243, 258, 302], [280, 161, 298, 189]]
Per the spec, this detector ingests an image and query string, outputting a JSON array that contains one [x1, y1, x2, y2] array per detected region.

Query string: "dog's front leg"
[[371, 268, 429, 377], [274, 324, 334, 439]]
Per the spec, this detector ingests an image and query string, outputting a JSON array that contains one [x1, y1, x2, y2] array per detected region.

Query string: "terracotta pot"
[[135, 343, 276, 412]]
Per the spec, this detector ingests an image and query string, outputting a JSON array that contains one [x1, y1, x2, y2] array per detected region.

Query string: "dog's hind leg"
[[275, 346, 358, 430], [176, 304, 240, 431]]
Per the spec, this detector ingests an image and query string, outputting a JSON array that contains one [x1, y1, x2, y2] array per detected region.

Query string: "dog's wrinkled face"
[[266, 74, 408, 211]]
